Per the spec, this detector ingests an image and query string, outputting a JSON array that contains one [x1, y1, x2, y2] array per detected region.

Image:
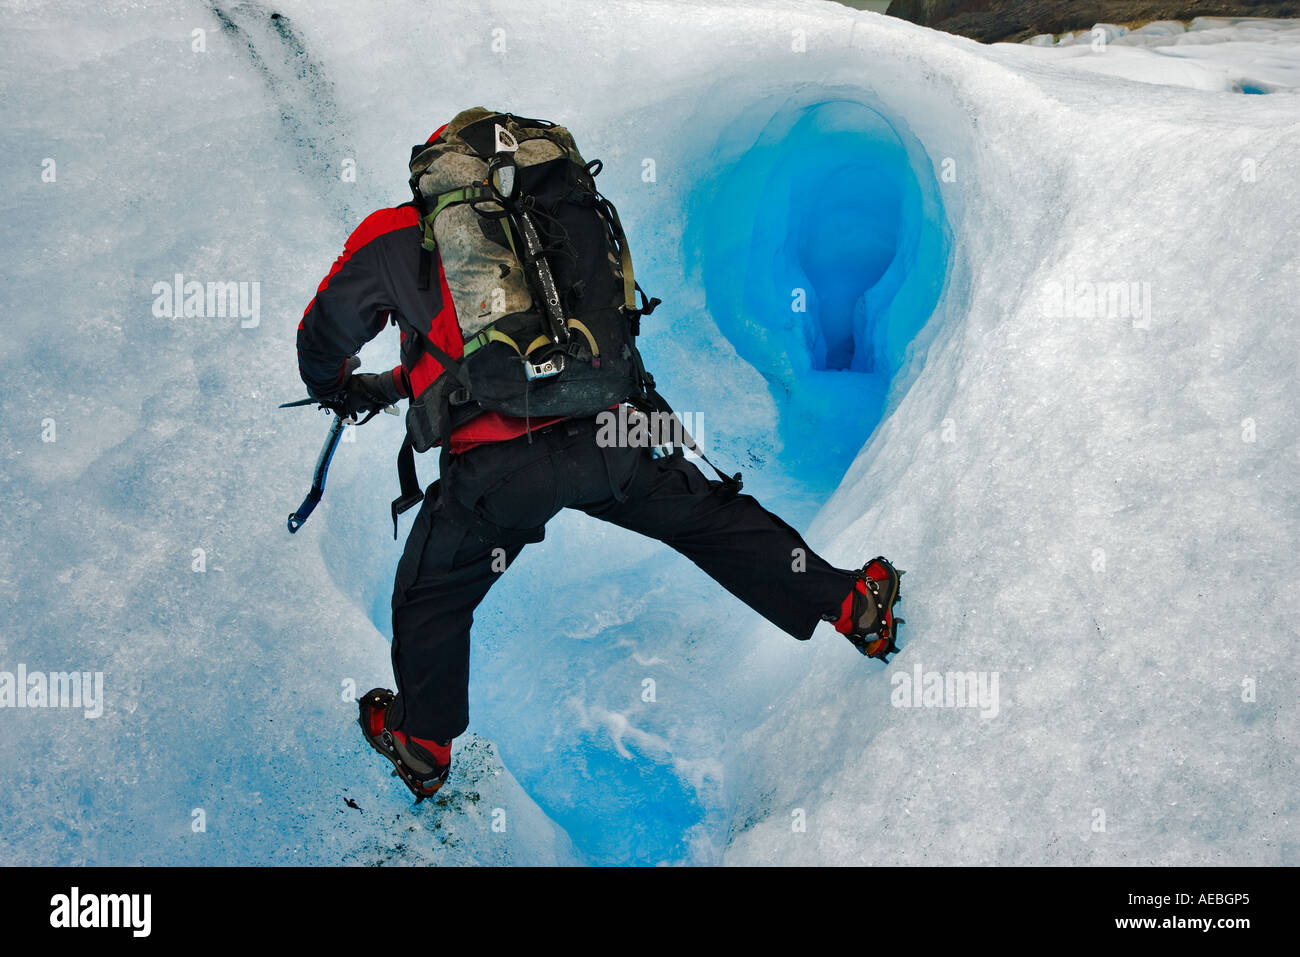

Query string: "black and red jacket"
[[296, 197, 567, 455]]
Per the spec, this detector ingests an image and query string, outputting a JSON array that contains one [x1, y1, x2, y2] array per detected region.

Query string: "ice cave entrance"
[[688, 97, 952, 492]]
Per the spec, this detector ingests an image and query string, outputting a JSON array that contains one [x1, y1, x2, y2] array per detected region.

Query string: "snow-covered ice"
[[1025, 16, 1300, 93], [1, 0, 1296, 865]]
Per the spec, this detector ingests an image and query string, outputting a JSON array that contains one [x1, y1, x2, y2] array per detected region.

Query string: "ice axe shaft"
[[287, 414, 346, 533], [281, 386, 400, 532]]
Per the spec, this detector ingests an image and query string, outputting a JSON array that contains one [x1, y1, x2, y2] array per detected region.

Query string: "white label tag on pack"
[[494, 123, 518, 154]]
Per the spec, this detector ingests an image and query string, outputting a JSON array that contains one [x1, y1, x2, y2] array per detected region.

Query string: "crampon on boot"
[[358, 688, 451, 803], [832, 556, 906, 662]]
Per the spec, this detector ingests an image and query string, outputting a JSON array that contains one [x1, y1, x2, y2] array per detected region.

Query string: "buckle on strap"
[[391, 491, 424, 539], [524, 353, 564, 381], [391, 438, 427, 539]]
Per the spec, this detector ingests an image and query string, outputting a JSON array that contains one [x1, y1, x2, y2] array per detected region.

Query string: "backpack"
[[389, 108, 739, 538]]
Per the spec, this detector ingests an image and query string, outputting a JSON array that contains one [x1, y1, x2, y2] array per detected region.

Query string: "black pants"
[[389, 413, 858, 741]]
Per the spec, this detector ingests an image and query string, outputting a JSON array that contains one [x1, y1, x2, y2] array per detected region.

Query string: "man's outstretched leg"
[[564, 420, 903, 656]]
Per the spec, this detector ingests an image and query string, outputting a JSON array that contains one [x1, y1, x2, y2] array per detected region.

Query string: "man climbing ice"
[[295, 109, 904, 801]]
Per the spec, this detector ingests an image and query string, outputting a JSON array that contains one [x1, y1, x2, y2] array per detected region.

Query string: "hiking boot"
[[358, 688, 451, 802], [830, 556, 905, 662]]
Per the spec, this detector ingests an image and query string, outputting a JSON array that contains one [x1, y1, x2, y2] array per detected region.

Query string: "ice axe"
[[280, 397, 398, 534], [286, 411, 346, 534]]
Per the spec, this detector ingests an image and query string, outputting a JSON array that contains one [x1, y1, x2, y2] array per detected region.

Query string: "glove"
[[317, 358, 404, 421]]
